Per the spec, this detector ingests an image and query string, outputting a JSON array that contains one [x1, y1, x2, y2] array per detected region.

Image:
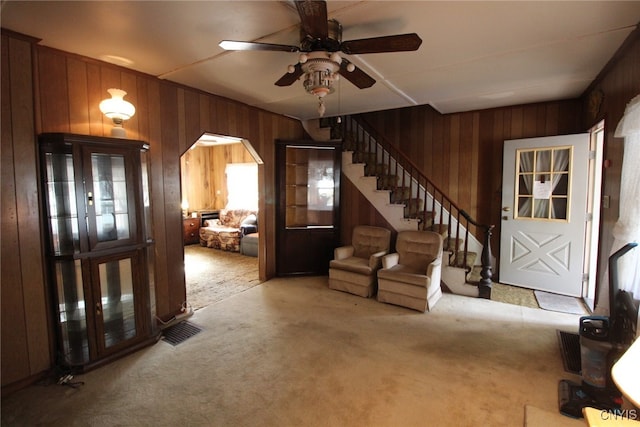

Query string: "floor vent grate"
[[557, 330, 581, 375], [162, 321, 202, 346]]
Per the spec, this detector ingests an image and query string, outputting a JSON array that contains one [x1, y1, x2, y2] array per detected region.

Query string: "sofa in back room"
[[199, 209, 257, 252]]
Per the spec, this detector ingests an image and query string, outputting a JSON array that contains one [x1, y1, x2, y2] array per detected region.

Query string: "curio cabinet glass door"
[[39, 133, 157, 370]]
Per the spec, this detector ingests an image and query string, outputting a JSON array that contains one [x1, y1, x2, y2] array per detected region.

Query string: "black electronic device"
[[558, 242, 638, 419]]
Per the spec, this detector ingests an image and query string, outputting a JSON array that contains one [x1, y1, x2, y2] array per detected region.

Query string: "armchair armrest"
[[334, 246, 354, 261], [381, 253, 400, 269], [427, 256, 442, 276], [369, 250, 388, 270]]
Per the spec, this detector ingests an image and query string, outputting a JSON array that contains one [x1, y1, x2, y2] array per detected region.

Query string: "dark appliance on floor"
[[558, 242, 639, 418]]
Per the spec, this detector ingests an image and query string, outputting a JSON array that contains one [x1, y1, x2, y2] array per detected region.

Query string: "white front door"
[[499, 134, 590, 296]]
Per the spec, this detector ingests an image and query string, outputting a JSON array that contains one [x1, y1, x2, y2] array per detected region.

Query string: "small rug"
[[534, 290, 588, 315], [491, 283, 540, 309], [162, 321, 202, 346], [184, 245, 260, 311]]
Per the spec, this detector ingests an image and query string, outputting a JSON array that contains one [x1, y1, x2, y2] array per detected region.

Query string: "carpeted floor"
[[1, 276, 583, 427], [187, 247, 541, 313], [184, 244, 260, 311]]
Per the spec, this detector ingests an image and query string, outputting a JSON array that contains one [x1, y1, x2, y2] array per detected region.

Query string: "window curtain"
[[517, 149, 569, 218], [225, 163, 258, 211], [610, 94, 640, 300]]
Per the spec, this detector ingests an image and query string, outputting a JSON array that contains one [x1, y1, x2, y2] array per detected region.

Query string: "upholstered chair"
[[377, 230, 444, 312], [328, 225, 392, 298]]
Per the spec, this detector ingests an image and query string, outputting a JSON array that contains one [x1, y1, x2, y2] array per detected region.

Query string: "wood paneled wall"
[[180, 143, 256, 212], [352, 100, 582, 264], [1, 31, 305, 390]]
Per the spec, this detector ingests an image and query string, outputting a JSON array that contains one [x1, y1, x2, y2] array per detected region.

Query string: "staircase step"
[[430, 224, 450, 238], [389, 187, 410, 203], [450, 251, 477, 270], [352, 151, 376, 164], [417, 216, 435, 230], [441, 265, 481, 297], [443, 236, 464, 252], [377, 174, 399, 190], [364, 163, 387, 176], [403, 198, 424, 218]]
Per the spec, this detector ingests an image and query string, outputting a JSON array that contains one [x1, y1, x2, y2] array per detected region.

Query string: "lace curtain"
[[610, 94, 640, 300], [517, 149, 569, 218]]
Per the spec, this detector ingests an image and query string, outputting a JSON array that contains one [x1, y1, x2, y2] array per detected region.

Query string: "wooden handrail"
[[343, 115, 495, 297]]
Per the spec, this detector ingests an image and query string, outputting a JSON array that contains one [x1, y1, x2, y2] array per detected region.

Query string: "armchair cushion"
[[328, 225, 391, 298]]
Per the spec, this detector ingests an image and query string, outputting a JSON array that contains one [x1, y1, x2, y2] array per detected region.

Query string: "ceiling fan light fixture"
[[301, 52, 342, 116]]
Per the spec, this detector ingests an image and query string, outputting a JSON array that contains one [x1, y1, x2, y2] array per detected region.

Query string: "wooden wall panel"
[[1, 34, 51, 389], [1, 33, 305, 390]]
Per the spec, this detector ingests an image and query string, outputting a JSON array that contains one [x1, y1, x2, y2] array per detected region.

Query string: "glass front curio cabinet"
[[39, 133, 158, 370]]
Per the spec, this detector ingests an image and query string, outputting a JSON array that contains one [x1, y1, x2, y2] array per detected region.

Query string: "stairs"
[[341, 117, 493, 298]]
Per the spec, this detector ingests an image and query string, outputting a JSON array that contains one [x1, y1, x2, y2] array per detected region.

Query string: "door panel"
[[500, 134, 589, 296]]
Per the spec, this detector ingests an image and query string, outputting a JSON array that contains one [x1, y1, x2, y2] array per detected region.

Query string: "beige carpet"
[[184, 244, 259, 311], [2, 276, 584, 426]]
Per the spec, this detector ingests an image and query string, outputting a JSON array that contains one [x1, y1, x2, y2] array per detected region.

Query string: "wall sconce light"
[[99, 88, 136, 138]]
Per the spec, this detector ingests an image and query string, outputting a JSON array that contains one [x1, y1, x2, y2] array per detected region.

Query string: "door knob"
[[502, 206, 511, 212], [502, 216, 509, 221]]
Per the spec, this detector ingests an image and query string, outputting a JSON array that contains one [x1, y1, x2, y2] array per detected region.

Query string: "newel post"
[[478, 225, 494, 299]]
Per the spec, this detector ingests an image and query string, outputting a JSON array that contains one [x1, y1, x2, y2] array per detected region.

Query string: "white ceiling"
[[2, 1, 639, 121]]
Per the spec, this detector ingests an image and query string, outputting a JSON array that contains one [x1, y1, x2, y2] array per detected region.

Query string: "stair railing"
[[342, 115, 494, 296]]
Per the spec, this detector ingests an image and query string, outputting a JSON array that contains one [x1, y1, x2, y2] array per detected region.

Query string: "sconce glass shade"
[[100, 88, 136, 122]]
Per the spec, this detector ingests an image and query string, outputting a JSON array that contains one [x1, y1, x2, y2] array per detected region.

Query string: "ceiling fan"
[[218, 0, 422, 116]]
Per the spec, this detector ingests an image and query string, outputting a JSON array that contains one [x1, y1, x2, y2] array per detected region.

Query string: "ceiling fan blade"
[[339, 59, 376, 89], [340, 33, 422, 54], [275, 63, 304, 87], [295, 0, 328, 39], [219, 40, 300, 53]]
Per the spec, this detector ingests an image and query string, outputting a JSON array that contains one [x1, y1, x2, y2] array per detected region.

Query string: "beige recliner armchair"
[[328, 225, 392, 298], [377, 230, 444, 312]]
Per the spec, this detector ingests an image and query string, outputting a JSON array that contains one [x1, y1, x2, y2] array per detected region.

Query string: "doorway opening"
[[180, 132, 263, 311], [582, 120, 605, 312]]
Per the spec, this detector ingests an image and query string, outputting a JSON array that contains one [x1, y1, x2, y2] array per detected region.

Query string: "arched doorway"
[[180, 133, 263, 311]]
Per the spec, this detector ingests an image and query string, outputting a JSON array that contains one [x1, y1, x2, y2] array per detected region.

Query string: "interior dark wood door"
[[276, 140, 341, 276]]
